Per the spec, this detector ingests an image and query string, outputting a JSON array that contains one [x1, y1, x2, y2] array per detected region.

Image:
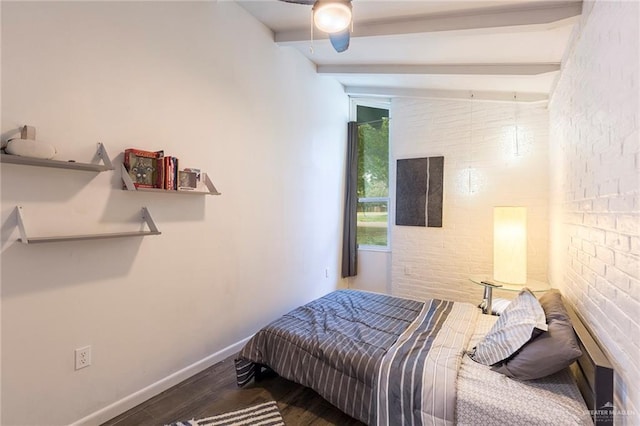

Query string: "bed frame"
[[565, 301, 614, 426]]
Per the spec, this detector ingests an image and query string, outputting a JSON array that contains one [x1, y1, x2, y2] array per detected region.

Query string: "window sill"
[[358, 246, 391, 253]]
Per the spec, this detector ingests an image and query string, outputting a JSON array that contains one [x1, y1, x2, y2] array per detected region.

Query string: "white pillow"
[[492, 297, 511, 315], [5, 138, 57, 159]]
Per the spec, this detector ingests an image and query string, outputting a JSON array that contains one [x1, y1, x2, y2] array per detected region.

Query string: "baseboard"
[[71, 336, 252, 426]]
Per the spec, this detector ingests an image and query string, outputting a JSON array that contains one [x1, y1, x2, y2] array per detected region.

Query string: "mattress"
[[456, 313, 592, 426]]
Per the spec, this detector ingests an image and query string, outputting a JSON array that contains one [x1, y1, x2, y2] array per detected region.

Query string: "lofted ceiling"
[[235, 0, 582, 102]]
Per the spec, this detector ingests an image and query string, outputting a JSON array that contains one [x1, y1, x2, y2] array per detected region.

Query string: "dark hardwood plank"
[[101, 355, 364, 426]]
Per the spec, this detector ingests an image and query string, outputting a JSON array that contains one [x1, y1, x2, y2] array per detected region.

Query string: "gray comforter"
[[235, 290, 477, 425]]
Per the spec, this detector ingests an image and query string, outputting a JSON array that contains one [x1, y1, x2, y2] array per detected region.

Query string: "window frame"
[[350, 97, 391, 252]]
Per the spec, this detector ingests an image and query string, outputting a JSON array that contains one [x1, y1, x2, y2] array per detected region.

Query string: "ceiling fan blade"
[[278, 0, 316, 5], [329, 29, 350, 53]]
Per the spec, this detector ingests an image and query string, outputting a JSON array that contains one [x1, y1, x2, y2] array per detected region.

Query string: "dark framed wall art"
[[395, 156, 444, 227]]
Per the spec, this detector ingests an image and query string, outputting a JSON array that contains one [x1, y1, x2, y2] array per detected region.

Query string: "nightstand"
[[469, 275, 551, 315]]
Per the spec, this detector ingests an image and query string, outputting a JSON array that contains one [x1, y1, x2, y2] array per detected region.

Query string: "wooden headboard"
[[565, 301, 614, 426]]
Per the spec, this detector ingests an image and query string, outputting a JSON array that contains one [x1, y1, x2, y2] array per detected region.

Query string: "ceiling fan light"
[[313, 1, 352, 33]]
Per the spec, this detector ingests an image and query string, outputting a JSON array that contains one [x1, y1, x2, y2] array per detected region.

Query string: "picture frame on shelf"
[[178, 170, 197, 190], [123, 148, 164, 189]]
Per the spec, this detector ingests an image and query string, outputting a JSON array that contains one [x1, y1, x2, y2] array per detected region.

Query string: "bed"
[[235, 289, 613, 425]]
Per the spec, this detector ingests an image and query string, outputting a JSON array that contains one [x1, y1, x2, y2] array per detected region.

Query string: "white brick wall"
[[549, 0, 640, 423], [391, 99, 550, 304]]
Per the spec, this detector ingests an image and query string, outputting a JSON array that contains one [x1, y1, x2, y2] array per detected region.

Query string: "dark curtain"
[[342, 121, 359, 278]]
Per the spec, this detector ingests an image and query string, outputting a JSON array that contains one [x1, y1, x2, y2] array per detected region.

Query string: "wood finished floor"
[[101, 354, 365, 426]]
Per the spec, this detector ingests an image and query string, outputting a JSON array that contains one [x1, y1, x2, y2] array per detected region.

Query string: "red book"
[[164, 156, 171, 189], [161, 156, 166, 189]]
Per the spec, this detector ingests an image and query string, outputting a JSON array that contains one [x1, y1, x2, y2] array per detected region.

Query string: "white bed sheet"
[[456, 313, 593, 426]]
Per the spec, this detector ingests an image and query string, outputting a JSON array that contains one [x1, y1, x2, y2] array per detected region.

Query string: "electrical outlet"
[[75, 346, 92, 370]]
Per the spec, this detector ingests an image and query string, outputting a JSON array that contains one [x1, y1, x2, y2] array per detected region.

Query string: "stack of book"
[[162, 155, 179, 190], [123, 148, 200, 191]]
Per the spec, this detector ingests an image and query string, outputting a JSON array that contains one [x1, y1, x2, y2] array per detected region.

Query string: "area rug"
[[169, 400, 285, 426]]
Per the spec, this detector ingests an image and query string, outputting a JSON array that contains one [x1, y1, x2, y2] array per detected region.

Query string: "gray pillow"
[[469, 288, 548, 366], [491, 289, 582, 380]]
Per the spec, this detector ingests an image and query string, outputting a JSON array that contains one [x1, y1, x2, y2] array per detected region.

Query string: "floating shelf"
[[1, 143, 113, 172], [16, 206, 161, 244], [120, 163, 221, 195], [18, 231, 162, 244]]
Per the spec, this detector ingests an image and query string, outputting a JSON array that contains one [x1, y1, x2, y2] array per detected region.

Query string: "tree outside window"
[[356, 104, 389, 248]]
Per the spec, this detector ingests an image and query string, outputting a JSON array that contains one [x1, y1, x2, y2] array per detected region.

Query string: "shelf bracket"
[[141, 207, 159, 233], [121, 163, 137, 191], [203, 173, 221, 195], [94, 143, 114, 170], [21, 125, 36, 140], [15, 206, 30, 244]]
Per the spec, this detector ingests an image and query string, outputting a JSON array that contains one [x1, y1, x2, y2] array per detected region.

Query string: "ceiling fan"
[[279, 0, 353, 53]]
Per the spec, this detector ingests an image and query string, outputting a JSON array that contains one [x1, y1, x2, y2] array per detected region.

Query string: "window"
[[352, 99, 390, 249]]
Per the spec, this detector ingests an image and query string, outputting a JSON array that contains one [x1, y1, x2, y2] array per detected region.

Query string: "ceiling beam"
[[275, 1, 582, 44], [345, 86, 549, 103], [318, 63, 560, 76]]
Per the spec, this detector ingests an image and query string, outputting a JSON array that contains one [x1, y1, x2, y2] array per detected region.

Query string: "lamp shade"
[[313, 0, 352, 33], [493, 207, 527, 284]]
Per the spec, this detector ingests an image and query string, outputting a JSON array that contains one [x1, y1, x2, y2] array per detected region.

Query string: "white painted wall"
[[391, 99, 550, 304], [548, 0, 640, 422], [0, 2, 348, 425], [348, 250, 391, 294]]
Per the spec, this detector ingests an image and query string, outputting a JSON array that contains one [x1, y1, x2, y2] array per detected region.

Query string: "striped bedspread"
[[235, 290, 478, 425]]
